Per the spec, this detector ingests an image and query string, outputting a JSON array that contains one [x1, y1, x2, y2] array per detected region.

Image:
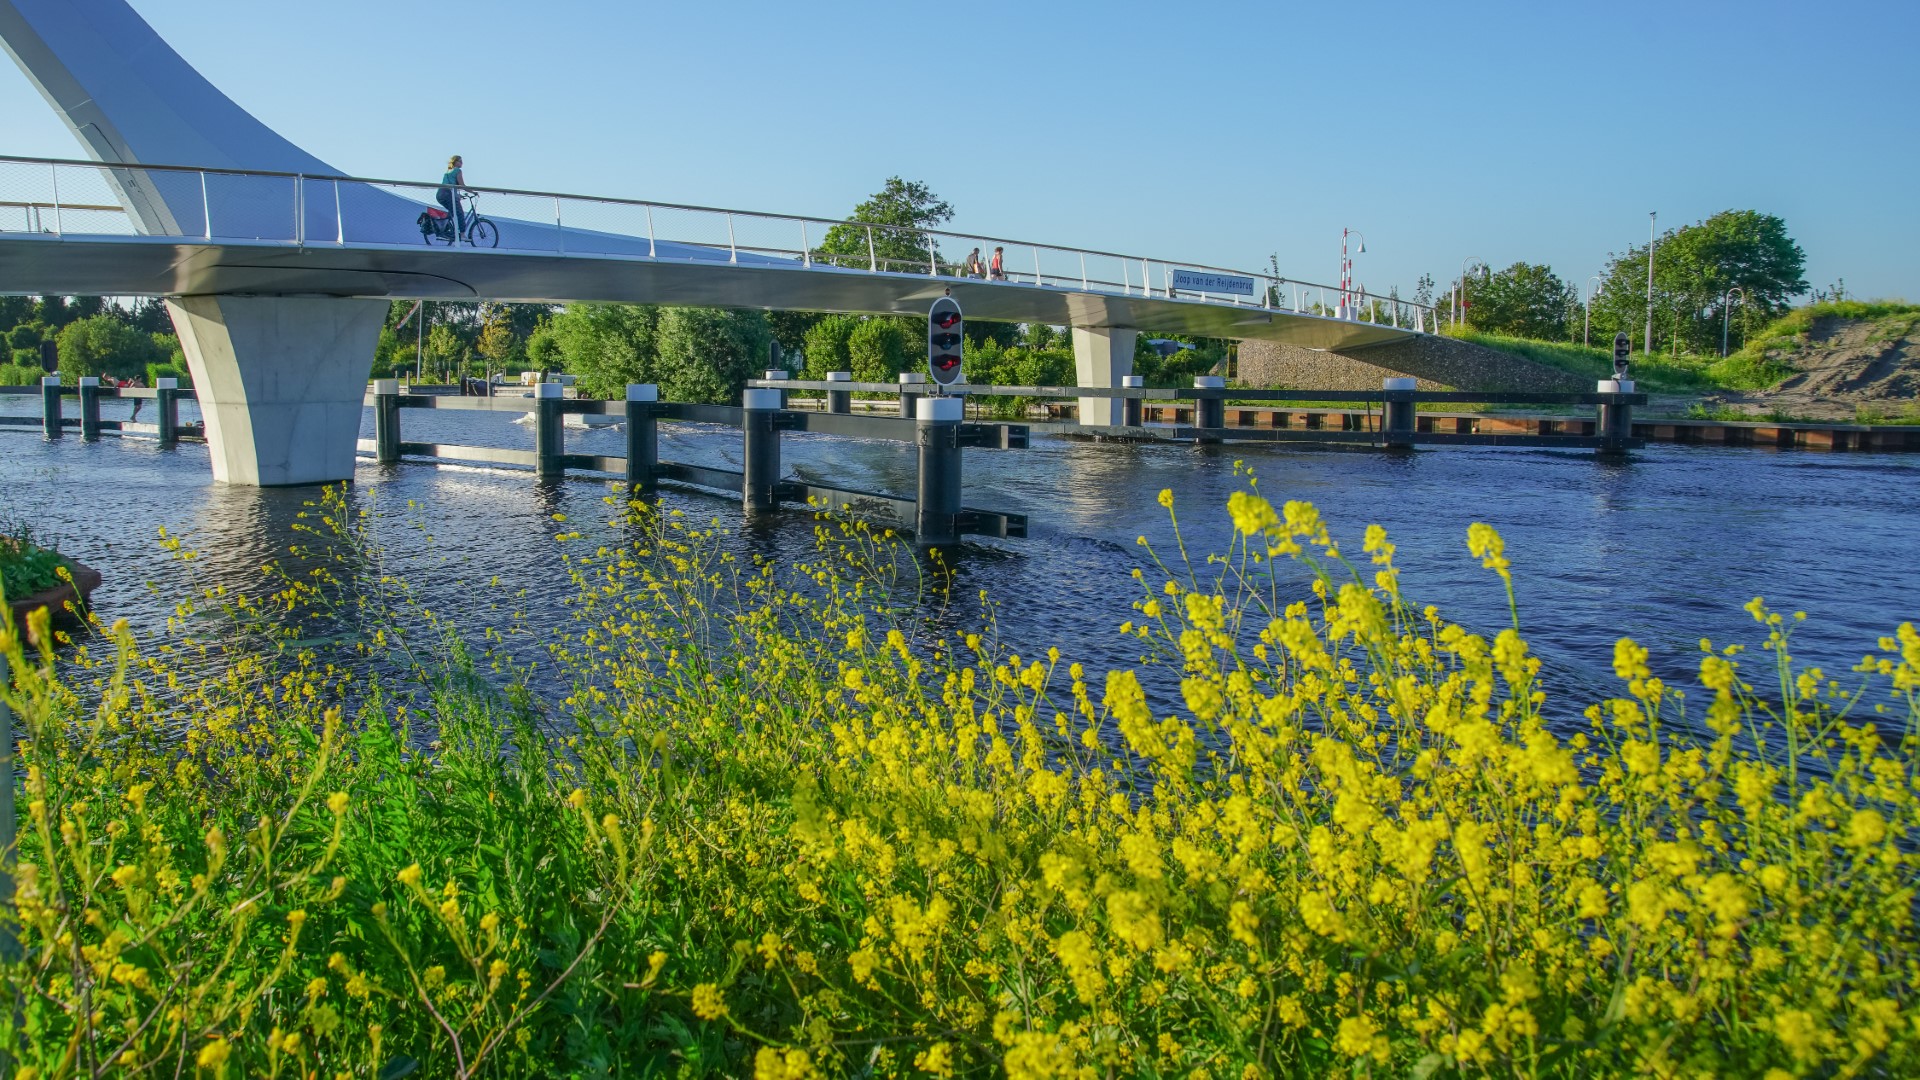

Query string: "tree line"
[[1439, 210, 1810, 354]]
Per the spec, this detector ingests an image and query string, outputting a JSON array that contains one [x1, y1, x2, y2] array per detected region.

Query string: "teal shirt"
[[442, 167, 462, 187]]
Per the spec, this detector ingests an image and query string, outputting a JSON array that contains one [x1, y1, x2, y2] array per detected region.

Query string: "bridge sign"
[[1170, 268, 1256, 297], [928, 296, 964, 387]]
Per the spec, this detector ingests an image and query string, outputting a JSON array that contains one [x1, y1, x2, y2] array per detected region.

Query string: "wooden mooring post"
[[373, 379, 402, 463], [154, 378, 181, 447], [826, 371, 852, 414], [533, 382, 565, 479], [1194, 376, 1225, 442], [1383, 377, 1417, 449], [625, 383, 659, 494], [915, 396, 964, 548], [1598, 379, 1635, 456], [1122, 375, 1144, 426], [78, 377, 102, 440], [741, 387, 783, 516], [40, 376, 60, 439]]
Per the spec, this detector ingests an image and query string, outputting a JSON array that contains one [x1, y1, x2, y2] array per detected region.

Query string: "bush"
[[550, 302, 660, 398], [652, 306, 772, 404], [54, 313, 162, 383], [846, 316, 916, 382], [0, 361, 44, 386], [146, 361, 192, 387], [800, 314, 860, 379], [4, 484, 1915, 1076]]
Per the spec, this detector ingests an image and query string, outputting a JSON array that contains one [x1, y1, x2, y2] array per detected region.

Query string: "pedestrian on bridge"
[[965, 247, 984, 278], [990, 246, 1006, 281], [437, 154, 465, 233]]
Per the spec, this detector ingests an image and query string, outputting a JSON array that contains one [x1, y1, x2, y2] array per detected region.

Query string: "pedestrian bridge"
[[0, 0, 1427, 485]]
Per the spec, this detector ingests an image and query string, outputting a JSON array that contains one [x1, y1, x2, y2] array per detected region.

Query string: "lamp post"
[[1340, 229, 1367, 319], [1584, 275, 1603, 348], [1644, 212, 1657, 356], [1456, 257, 1486, 327], [1721, 286, 1746, 358]]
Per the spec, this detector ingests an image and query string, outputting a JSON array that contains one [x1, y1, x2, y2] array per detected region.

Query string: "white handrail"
[[0, 153, 1440, 323]]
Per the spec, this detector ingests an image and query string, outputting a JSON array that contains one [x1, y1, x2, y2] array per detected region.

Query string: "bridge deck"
[[0, 233, 1414, 349]]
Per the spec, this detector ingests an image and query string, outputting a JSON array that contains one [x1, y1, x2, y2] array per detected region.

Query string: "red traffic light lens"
[[933, 353, 960, 370], [932, 311, 961, 329]]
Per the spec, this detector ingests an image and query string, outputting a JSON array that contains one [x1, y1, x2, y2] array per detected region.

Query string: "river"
[[3, 393, 1917, 724]]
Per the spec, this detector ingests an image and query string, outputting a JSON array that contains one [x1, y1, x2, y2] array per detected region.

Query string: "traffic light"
[[928, 296, 963, 387]]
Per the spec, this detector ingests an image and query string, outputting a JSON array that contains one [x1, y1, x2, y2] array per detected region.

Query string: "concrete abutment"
[[1071, 327, 1137, 426], [166, 295, 387, 486]]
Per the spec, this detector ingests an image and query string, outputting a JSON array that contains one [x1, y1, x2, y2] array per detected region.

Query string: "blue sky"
[[4, 0, 1916, 302]]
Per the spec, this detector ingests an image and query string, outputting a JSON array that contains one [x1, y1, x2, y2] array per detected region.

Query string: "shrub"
[[0, 361, 44, 386], [54, 313, 161, 383], [146, 362, 192, 387], [800, 314, 860, 379], [2, 484, 1915, 1076]]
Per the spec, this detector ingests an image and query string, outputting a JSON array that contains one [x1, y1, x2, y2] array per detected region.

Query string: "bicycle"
[[418, 189, 499, 248]]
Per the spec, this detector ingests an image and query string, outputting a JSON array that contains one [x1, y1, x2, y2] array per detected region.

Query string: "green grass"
[[1710, 300, 1920, 392], [1440, 327, 1721, 393], [0, 521, 77, 599]]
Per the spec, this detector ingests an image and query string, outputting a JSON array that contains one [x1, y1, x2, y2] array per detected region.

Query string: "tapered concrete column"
[[165, 296, 387, 486], [1071, 327, 1137, 427]]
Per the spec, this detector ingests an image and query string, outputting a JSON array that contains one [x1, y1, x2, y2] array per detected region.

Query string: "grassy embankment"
[[2, 484, 1917, 1077], [1448, 301, 1920, 412]]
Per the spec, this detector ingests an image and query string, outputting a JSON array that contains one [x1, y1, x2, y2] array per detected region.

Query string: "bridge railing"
[[0, 154, 1437, 328]]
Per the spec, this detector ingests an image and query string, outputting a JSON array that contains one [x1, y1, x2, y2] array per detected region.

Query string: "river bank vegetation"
[[2, 482, 1915, 1077]]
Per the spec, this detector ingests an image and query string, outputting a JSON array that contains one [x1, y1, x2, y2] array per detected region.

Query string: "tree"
[[54, 314, 160, 382], [1589, 210, 1807, 355], [800, 315, 860, 379], [1466, 263, 1573, 340], [652, 307, 772, 404], [550, 303, 660, 398], [476, 303, 520, 371], [814, 178, 954, 273], [847, 317, 916, 382]]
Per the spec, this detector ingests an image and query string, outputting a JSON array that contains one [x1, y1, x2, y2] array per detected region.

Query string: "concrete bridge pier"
[[1071, 327, 1138, 426], [165, 296, 388, 486]]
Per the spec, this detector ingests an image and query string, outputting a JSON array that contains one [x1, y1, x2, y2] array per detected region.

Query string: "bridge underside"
[[0, 235, 1416, 351]]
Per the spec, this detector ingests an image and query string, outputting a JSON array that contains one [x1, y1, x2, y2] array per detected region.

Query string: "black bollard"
[[1598, 378, 1635, 456], [826, 371, 852, 414], [533, 382, 565, 479], [1382, 377, 1416, 450], [1194, 376, 1224, 442], [155, 377, 180, 447], [625, 383, 659, 494], [40, 376, 61, 439], [78, 377, 101, 441], [374, 379, 402, 463], [1122, 375, 1144, 427], [915, 396, 963, 549], [763, 369, 789, 410], [741, 388, 782, 516], [897, 372, 926, 419]]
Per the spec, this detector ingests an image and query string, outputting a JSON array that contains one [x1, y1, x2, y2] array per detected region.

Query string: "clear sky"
[[3, 0, 1916, 302]]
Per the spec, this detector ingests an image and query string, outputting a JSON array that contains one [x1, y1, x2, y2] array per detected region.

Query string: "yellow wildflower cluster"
[[0, 480, 1914, 1076]]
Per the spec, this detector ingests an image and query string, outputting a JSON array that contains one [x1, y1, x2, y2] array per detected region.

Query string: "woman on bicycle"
[[436, 155, 464, 232]]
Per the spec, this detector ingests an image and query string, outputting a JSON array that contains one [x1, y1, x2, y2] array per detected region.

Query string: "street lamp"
[[1457, 257, 1487, 326], [1644, 212, 1657, 355], [1340, 228, 1367, 319], [1584, 275, 1603, 348], [1721, 286, 1746, 358]]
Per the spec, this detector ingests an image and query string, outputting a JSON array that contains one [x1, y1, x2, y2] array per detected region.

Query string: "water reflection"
[[4, 395, 1919, 733]]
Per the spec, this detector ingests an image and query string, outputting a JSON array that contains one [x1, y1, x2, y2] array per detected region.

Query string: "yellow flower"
[[691, 982, 728, 1020], [1157, 488, 1175, 509], [327, 791, 350, 815], [196, 1038, 231, 1068], [396, 863, 423, 889]]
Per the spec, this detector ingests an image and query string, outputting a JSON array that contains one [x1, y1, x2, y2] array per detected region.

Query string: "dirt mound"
[[1709, 313, 1920, 421]]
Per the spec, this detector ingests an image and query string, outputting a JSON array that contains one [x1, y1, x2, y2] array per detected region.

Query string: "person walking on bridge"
[[989, 246, 1006, 281], [964, 247, 984, 278], [436, 154, 466, 235]]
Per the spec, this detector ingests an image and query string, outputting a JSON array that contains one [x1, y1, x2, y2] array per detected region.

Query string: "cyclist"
[[436, 154, 465, 234]]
